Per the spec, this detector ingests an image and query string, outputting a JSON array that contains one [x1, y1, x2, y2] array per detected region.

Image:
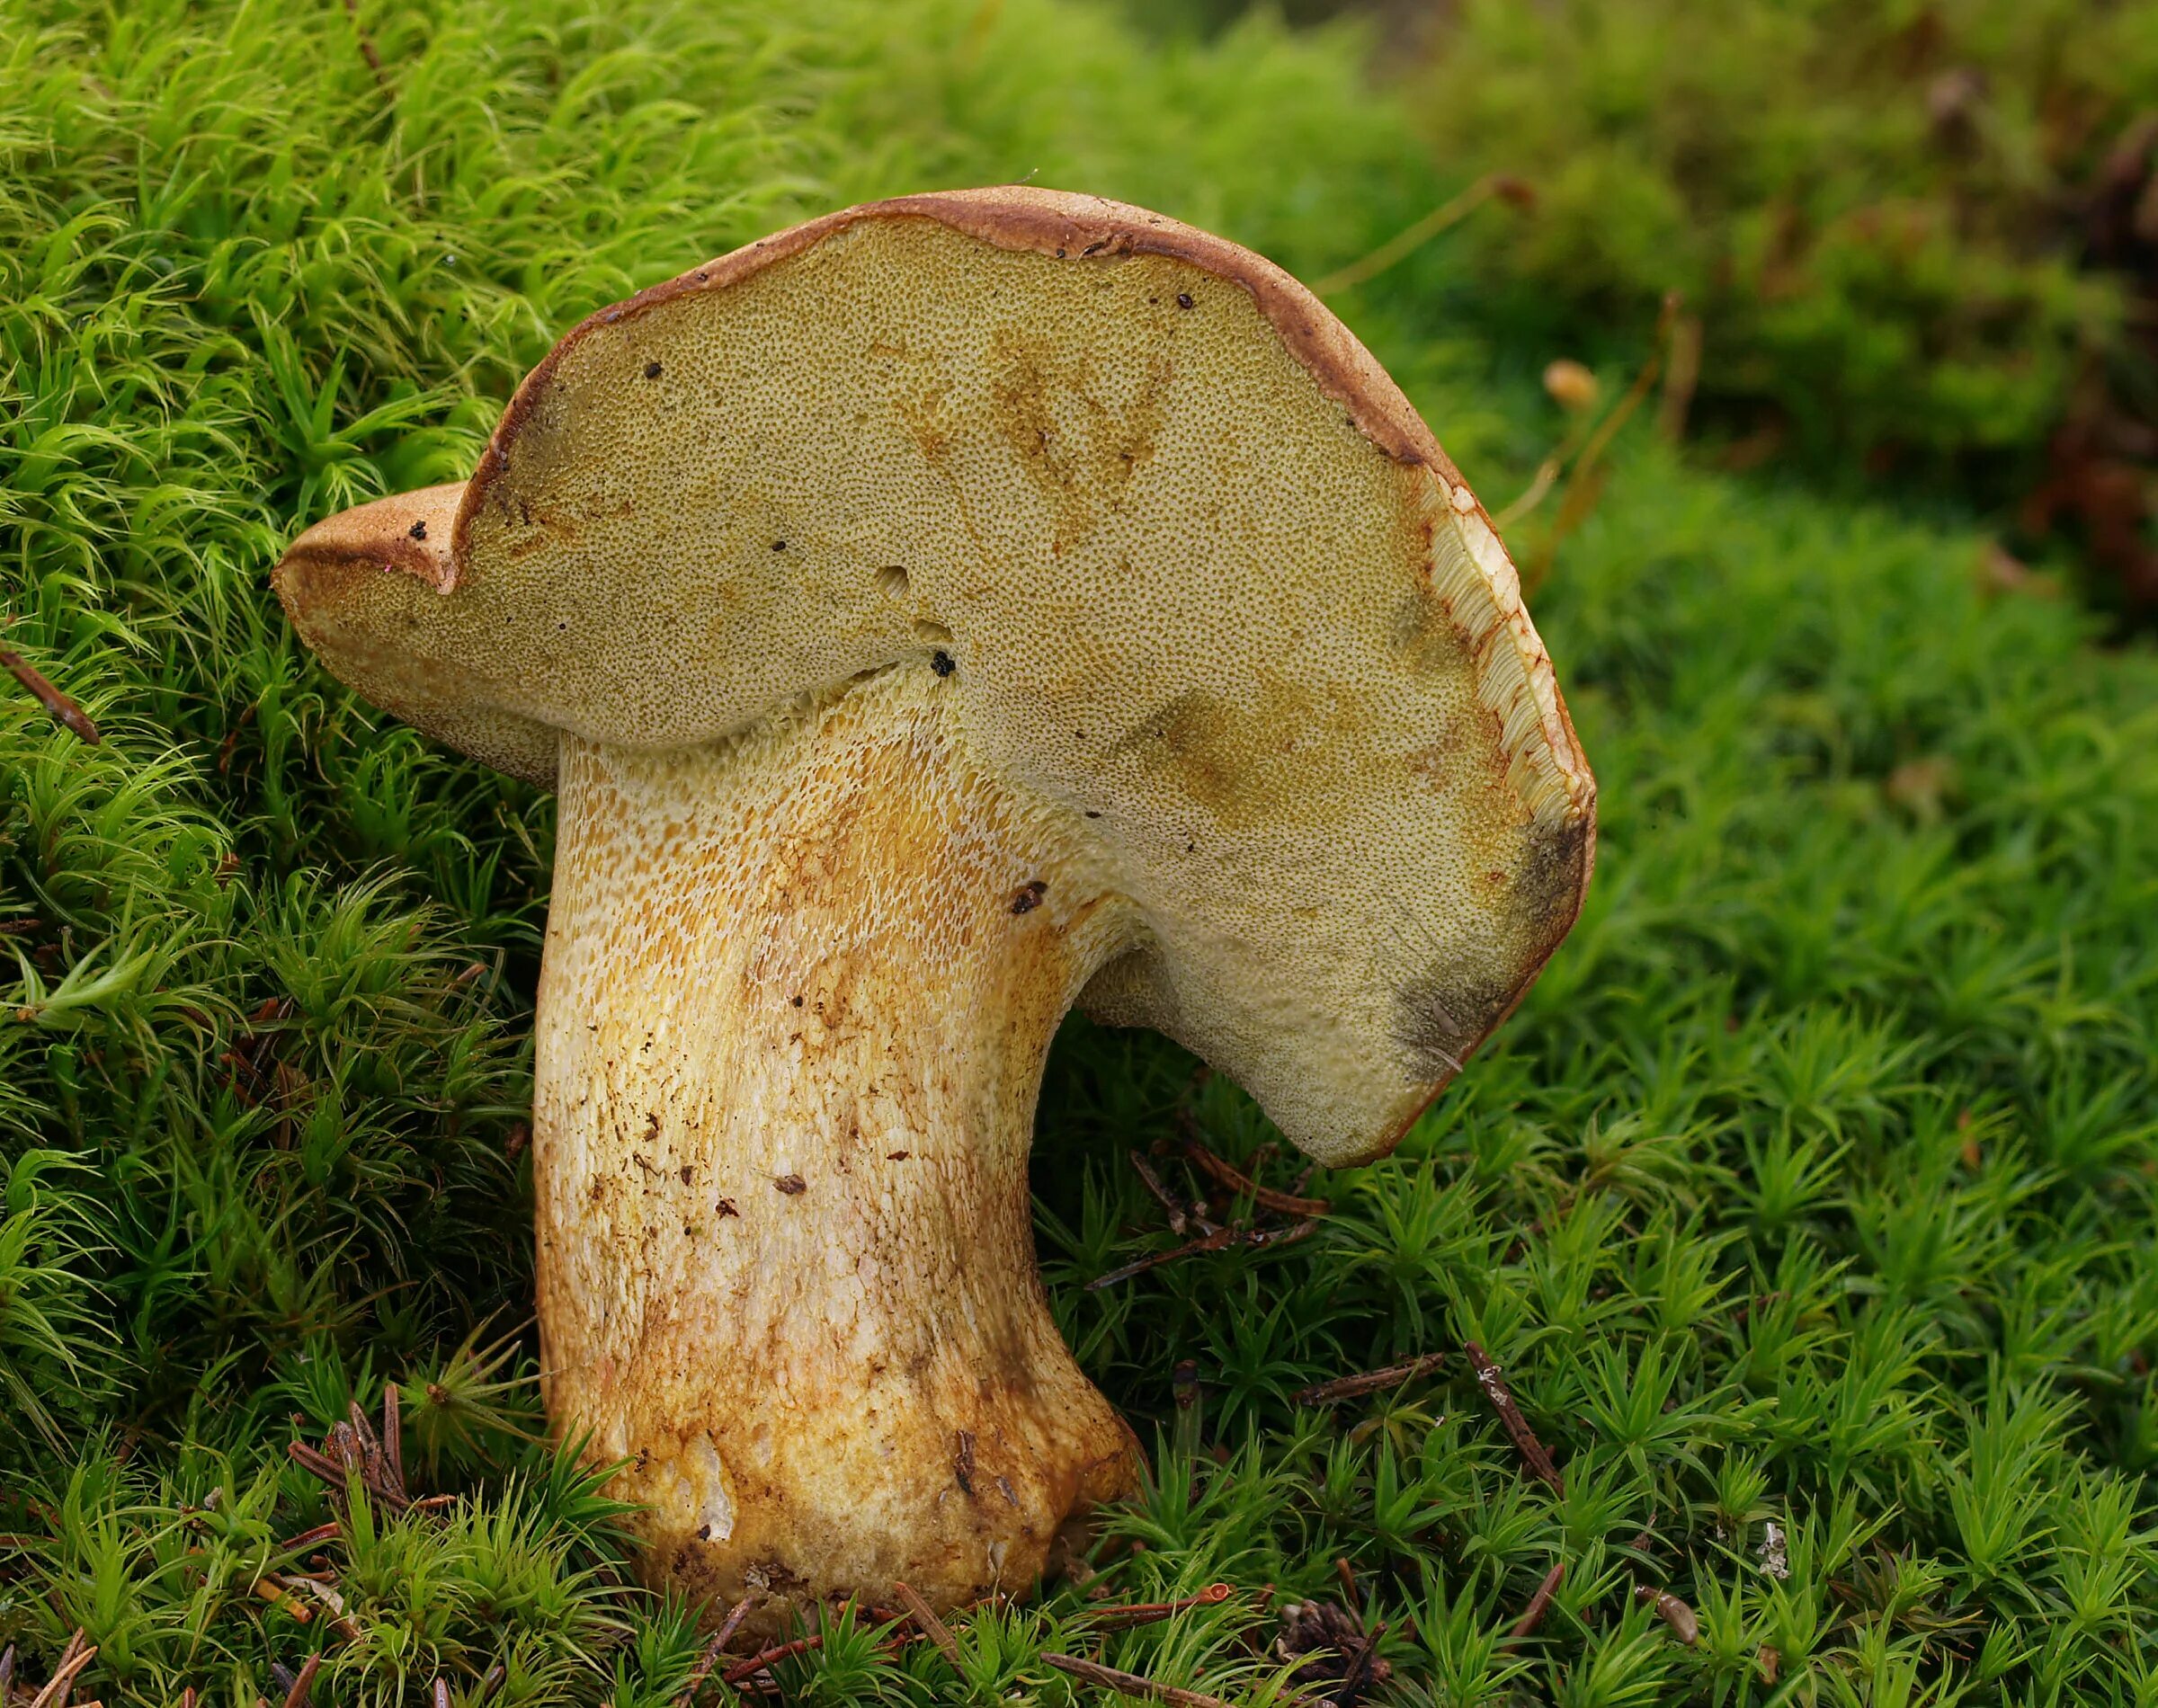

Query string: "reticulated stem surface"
[[533, 664, 1142, 1626]]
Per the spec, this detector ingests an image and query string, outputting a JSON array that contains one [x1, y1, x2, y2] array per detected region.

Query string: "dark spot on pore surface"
[[790, 994, 803, 1007], [1176, 292, 1195, 309], [407, 520, 426, 540], [1011, 879, 1048, 915], [1107, 674, 1343, 832], [1517, 813, 1593, 936], [774, 1174, 806, 1195], [716, 1198, 738, 1217], [887, 1151, 911, 1161], [932, 650, 956, 677], [644, 360, 663, 379], [954, 1430, 977, 1495], [771, 538, 786, 551]]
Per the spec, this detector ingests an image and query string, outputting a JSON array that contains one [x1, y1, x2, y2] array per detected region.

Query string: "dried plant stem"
[[0, 645, 99, 745], [1039, 1653, 1235, 1707], [1506, 1561, 1565, 1641], [1128, 1150, 1191, 1234], [674, 1597, 757, 1704], [891, 1581, 959, 1662], [1082, 1582, 1235, 1627], [721, 1633, 826, 1686], [1294, 1351, 1445, 1406], [1177, 1123, 1331, 1216], [1313, 173, 1529, 295], [279, 1653, 320, 1708], [1464, 1342, 1565, 1494], [1087, 1218, 1320, 1290], [1635, 1583, 1700, 1645]]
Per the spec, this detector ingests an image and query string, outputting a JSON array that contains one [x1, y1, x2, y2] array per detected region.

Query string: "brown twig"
[[1081, 1582, 1234, 1628], [276, 1522, 341, 1555], [1177, 1124, 1331, 1218], [1463, 1343, 1564, 1494], [279, 1577, 361, 1645], [279, 1653, 320, 1708], [1294, 1352, 1446, 1407], [1634, 1583, 1699, 1645], [1505, 1561, 1565, 1641], [721, 1634, 826, 1686], [28, 1632, 95, 1708], [1085, 1218, 1320, 1290], [675, 1596, 757, 1704], [382, 1381, 405, 1499], [0, 646, 99, 745], [1039, 1653, 1235, 1707], [250, 1578, 312, 1623], [1128, 1151, 1190, 1235], [891, 1581, 959, 1662]]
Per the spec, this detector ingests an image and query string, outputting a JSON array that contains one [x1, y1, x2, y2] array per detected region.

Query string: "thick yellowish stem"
[[531, 664, 1144, 1626]]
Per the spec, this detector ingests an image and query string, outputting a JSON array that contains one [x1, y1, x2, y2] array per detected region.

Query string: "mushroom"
[[274, 188, 1594, 1626]]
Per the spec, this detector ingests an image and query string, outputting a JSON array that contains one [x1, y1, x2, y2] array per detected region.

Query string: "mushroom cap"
[[276, 186, 1595, 1166]]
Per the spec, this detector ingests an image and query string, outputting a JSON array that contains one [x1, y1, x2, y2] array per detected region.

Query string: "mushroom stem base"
[[532, 666, 1143, 1632]]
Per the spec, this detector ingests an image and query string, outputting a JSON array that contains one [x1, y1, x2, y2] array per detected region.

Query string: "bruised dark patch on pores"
[[1516, 813, 1592, 939], [1388, 811, 1592, 1083], [1107, 690, 1236, 813]]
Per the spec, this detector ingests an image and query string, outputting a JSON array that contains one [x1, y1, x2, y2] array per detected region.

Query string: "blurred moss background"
[[1, 0, 2154, 1703], [1151, 0, 2158, 618]]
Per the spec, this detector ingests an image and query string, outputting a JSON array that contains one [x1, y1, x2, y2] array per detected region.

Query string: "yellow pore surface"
[[283, 195, 1594, 1163]]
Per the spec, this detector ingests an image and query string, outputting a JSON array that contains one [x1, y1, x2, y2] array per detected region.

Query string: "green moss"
[[1402, 0, 2158, 498], [1, 0, 2154, 1702]]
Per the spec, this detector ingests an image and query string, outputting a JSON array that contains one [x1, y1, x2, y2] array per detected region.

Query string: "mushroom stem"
[[533, 664, 1144, 1625]]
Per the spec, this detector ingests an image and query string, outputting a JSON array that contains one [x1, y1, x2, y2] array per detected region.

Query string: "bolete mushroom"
[[274, 188, 1594, 1626]]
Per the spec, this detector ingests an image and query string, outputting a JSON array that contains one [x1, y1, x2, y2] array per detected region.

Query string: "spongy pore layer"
[[274, 186, 1596, 1163]]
